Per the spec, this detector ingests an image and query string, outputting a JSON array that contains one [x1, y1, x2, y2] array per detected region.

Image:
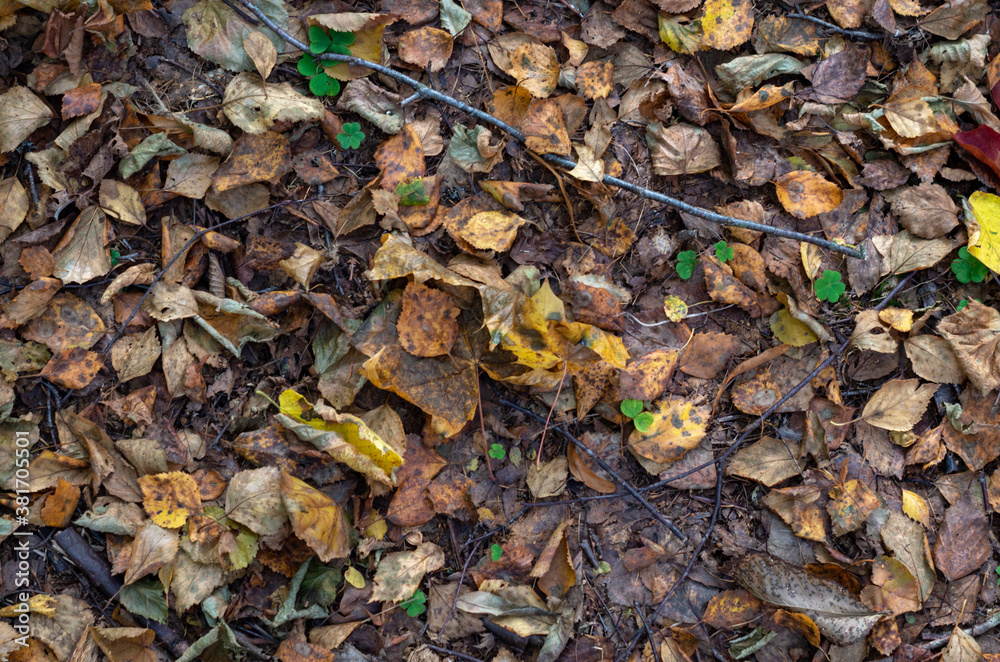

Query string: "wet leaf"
[[281, 472, 352, 562], [703, 590, 763, 630]]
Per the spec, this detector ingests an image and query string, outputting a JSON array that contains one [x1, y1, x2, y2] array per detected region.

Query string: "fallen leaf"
[[575, 60, 613, 99], [224, 467, 288, 536], [628, 399, 709, 464], [40, 478, 81, 527], [526, 456, 569, 498], [398, 26, 453, 72], [125, 521, 179, 585], [891, 183, 958, 239], [213, 131, 290, 192], [703, 590, 763, 629], [244, 30, 277, 80], [52, 206, 112, 284], [861, 379, 937, 431], [762, 484, 827, 542], [881, 510, 936, 601], [371, 542, 445, 603], [942, 389, 1000, 471], [91, 627, 156, 662], [223, 72, 325, 134], [523, 98, 571, 156], [966, 191, 1000, 274], [0, 177, 28, 244], [827, 479, 880, 537], [867, 556, 921, 616], [182, 0, 287, 72], [99, 179, 146, 226], [40, 347, 102, 389], [505, 42, 560, 98], [446, 209, 529, 252], [904, 335, 964, 384], [726, 436, 802, 486], [0, 86, 55, 152], [933, 493, 990, 582], [163, 153, 219, 198], [938, 301, 1000, 393], [281, 472, 351, 562], [646, 122, 722, 175], [702, 0, 754, 50], [732, 554, 883, 645], [530, 521, 576, 597], [775, 171, 843, 219], [139, 472, 202, 529], [942, 626, 982, 662]]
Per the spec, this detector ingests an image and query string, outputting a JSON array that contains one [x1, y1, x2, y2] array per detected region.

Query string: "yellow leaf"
[[280, 472, 352, 562], [279, 389, 403, 476], [345, 566, 366, 588], [366, 510, 388, 540], [0, 594, 57, 618], [878, 308, 914, 332], [628, 399, 709, 464], [902, 489, 931, 528], [775, 171, 843, 219], [769, 309, 819, 347], [138, 472, 202, 529], [663, 295, 688, 322], [967, 190, 1000, 274], [446, 210, 528, 252], [701, 0, 753, 50]]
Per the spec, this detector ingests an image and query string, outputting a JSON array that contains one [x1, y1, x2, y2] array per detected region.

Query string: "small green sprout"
[[490, 544, 503, 562], [675, 250, 697, 280], [951, 247, 988, 284], [488, 443, 506, 460], [110, 248, 121, 267], [957, 298, 981, 312], [814, 270, 846, 303], [400, 589, 427, 617], [620, 399, 654, 433], [337, 122, 366, 149], [714, 241, 734, 263]]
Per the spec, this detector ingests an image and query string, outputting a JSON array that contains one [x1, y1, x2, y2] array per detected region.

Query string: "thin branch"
[[786, 12, 883, 40], [237, 0, 866, 260], [614, 272, 917, 662], [500, 399, 687, 542]]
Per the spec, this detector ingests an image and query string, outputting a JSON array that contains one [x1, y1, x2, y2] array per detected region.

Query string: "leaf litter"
[[3, 0, 1000, 660]]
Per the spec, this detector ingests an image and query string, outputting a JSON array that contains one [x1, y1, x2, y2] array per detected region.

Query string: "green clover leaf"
[[400, 589, 426, 617], [676, 250, 697, 280], [308, 26, 332, 54], [620, 399, 643, 419], [633, 411, 654, 433], [308, 72, 340, 97], [488, 443, 506, 460], [326, 30, 355, 56], [714, 241, 734, 263], [814, 270, 846, 303], [337, 122, 365, 149], [297, 53, 319, 76], [951, 247, 988, 284], [490, 544, 503, 562]]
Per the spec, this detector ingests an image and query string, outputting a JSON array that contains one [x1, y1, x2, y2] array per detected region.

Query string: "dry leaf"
[[646, 122, 722, 175], [775, 171, 843, 219], [861, 379, 937, 431], [244, 30, 277, 80]]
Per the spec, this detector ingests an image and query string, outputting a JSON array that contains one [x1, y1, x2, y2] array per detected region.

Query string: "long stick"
[[236, 0, 865, 260]]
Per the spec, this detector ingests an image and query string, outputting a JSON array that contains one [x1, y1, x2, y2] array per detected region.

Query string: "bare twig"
[[437, 539, 484, 638], [614, 272, 918, 661], [236, 0, 865, 260], [635, 601, 663, 662], [427, 644, 486, 662], [786, 12, 882, 40], [499, 399, 687, 542]]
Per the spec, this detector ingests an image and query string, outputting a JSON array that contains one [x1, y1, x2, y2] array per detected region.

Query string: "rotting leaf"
[[732, 553, 884, 645]]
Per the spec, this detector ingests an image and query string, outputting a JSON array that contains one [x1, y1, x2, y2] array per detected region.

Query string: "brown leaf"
[[802, 46, 869, 104], [526, 456, 569, 498], [861, 379, 936, 431], [942, 390, 1000, 472], [530, 520, 576, 597], [933, 493, 990, 582], [703, 590, 763, 629], [904, 335, 965, 384], [124, 521, 179, 585], [732, 554, 883, 645], [244, 30, 277, 80], [52, 206, 112, 284], [139, 471, 202, 529], [646, 122, 721, 176], [938, 301, 1000, 393], [891, 183, 959, 239], [762, 484, 827, 542], [281, 472, 351, 562], [213, 131, 290, 192], [61, 82, 102, 119], [399, 26, 453, 72], [620, 348, 679, 401], [575, 60, 613, 100]]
